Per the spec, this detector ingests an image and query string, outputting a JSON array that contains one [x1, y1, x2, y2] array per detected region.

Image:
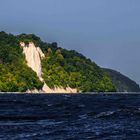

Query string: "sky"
[[0, 0, 140, 84]]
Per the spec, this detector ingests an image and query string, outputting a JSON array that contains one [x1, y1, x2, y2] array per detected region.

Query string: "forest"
[[0, 32, 116, 92]]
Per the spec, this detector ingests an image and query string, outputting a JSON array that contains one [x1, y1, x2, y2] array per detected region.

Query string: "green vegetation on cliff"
[[41, 48, 115, 92], [0, 32, 116, 92], [0, 32, 43, 92]]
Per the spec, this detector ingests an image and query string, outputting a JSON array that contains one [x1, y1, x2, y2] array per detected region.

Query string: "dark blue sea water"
[[0, 93, 140, 140]]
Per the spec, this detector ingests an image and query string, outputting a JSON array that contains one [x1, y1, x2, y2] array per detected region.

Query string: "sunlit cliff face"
[[20, 42, 44, 79], [20, 42, 77, 93]]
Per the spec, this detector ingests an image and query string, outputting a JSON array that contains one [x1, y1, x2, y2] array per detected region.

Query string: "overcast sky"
[[0, 0, 140, 84]]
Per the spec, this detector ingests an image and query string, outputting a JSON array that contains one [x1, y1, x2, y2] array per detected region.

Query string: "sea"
[[0, 93, 140, 140]]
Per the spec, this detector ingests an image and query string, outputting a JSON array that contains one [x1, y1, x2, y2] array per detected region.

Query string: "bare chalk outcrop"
[[20, 42, 44, 79], [20, 42, 77, 93], [42, 84, 77, 93]]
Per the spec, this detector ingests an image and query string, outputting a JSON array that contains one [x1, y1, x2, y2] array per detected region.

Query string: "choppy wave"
[[0, 94, 139, 140]]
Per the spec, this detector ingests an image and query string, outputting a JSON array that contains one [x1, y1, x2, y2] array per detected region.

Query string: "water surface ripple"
[[0, 93, 139, 140]]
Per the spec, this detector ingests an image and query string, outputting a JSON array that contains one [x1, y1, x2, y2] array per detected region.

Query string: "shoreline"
[[0, 92, 140, 94]]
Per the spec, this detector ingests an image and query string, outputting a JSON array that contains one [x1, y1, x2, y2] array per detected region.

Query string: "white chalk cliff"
[[20, 42, 77, 93], [20, 42, 44, 79]]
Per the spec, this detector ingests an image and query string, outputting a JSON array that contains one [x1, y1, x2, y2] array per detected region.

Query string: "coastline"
[[0, 92, 140, 94]]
